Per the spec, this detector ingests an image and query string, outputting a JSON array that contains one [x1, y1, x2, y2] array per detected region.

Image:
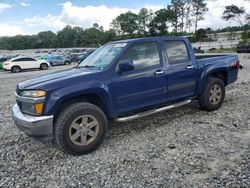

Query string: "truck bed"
[[195, 54, 232, 59]]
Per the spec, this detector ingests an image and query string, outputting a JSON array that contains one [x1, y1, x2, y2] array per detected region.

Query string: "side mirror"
[[117, 60, 134, 73]]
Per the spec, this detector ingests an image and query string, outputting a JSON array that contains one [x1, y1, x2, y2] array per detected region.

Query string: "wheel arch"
[[198, 68, 228, 96], [47, 84, 113, 124], [11, 65, 21, 72]]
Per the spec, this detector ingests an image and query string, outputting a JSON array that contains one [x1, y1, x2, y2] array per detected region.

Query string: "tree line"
[[111, 0, 208, 37], [0, 1, 249, 50]]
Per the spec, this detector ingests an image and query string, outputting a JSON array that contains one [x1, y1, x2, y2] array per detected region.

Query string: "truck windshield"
[[78, 43, 127, 69]]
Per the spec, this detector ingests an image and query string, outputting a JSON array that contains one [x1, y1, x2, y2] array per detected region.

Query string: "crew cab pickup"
[[12, 37, 240, 155]]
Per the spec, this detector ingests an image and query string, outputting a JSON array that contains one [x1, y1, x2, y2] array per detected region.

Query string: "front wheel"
[[198, 77, 225, 111], [54, 102, 108, 155]]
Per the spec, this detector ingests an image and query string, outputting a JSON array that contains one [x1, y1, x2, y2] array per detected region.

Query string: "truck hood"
[[18, 68, 101, 90]]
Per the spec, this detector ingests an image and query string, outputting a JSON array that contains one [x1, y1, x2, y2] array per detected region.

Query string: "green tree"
[[36, 31, 57, 48], [148, 8, 174, 36], [114, 11, 139, 35], [246, 14, 250, 24], [195, 28, 207, 42], [192, 0, 208, 33], [138, 8, 151, 35], [222, 5, 245, 26], [177, 0, 186, 33], [168, 0, 181, 33], [222, 5, 247, 45], [110, 19, 122, 36], [57, 25, 78, 48]]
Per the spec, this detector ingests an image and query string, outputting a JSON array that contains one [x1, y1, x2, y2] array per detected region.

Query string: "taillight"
[[236, 60, 240, 69], [231, 60, 240, 69]]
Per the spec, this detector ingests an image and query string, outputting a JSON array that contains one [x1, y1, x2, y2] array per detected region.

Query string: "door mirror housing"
[[117, 60, 134, 73]]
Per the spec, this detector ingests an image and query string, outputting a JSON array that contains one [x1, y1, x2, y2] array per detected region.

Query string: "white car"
[[3, 56, 50, 73]]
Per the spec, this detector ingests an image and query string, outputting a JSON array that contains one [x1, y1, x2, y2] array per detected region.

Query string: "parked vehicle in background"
[[77, 49, 96, 63], [85, 49, 95, 55], [194, 47, 205, 53], [12, 37, 240, 155], [67, 54, 81, 62], [237, 45, 250, 53], [3, 56, 50, 73], [0, 55, 9, 69], [49, 56, 71, 66], [43, 55, 60, 62], [78, 54, 88, 62]]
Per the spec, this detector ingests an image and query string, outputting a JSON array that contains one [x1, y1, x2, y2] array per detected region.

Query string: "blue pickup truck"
[[12, 37, 240, 155]]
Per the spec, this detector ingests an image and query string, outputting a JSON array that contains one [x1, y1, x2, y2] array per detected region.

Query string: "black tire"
[[54, 102, 108, 155], [40, 63, 48, 70], [198, 77, 225, 111], [11, 66, 21, 73], [64, 61, 70, 65]]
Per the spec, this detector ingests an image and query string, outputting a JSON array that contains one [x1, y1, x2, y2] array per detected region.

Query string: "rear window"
[[164, 40, 189, 64]]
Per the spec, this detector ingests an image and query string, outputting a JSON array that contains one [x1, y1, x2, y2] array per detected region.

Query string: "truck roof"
[[110, 36, 187, 44]]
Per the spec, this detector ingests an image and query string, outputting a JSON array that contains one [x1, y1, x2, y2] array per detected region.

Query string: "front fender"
[[44, 81, 113, 117]]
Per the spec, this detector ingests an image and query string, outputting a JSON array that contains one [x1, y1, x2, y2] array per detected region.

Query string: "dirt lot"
[[0, 55, 249, 187]]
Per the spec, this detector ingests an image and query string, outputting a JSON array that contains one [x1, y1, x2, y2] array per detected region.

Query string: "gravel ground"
[[0, 55, 249, 187]]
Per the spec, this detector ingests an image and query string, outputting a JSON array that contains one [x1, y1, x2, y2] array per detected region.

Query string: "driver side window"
[[122, 42, 160, 70]]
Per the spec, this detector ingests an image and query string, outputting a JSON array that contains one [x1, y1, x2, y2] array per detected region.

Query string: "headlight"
[[22, 90, 46, 98], [18, 90, 46, 115]]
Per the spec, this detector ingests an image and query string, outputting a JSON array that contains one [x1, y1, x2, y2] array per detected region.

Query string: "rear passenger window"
[[25, 58, 36, 61], [12, 58, 25, 62], [12, 58, 35, 62], [164, 40, 189, 64], [123, 42, 160, 70]]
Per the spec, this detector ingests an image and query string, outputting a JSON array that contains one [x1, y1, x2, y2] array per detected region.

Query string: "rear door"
[[110, 41, 168, 116], [57, 57, 64, 65], [163, 40, 198, 101], [25, 57, 39, 68], [12, 58, 29, 69]]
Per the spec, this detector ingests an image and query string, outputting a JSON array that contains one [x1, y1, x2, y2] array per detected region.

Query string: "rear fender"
[[197, 64, 229, 95]]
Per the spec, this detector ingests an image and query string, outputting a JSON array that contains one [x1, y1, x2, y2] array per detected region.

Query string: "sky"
[[0, 0, 249, 36]]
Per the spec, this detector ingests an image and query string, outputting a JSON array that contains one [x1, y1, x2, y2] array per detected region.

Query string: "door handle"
[[155, 70, 165, 75], [186, 65, 194, 69]]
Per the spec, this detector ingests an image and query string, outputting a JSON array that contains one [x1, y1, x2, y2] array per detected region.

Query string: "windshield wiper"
[[77, 65, 96, 69]]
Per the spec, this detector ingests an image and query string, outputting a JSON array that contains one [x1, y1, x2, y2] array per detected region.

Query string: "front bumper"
[[12, 104, 53, 136]]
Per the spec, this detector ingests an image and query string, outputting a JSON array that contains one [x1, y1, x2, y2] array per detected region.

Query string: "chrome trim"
[[115, 99, 192, 122], [12, 104, 53, 136], [15, 92, 45, 103]]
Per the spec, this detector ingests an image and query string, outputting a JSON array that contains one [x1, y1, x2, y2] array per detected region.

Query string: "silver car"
[[50, 56, 71, 66]]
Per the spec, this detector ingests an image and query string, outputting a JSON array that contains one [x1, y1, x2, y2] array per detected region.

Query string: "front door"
[[110, 41, 168, 116]]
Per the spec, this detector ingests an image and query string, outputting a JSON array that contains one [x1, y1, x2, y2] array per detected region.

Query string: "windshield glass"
[[78, 43, 127, 69]]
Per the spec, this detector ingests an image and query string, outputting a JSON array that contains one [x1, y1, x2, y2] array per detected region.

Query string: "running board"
[[115, 99, 192, 122]]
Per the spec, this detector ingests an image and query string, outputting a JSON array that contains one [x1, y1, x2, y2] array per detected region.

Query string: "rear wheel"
[[40, 63, 48, 70], [198, 77, 225, 111], [54, 102, 108, 155], [11, 66, 21, 73], [65, 61, 70, 65]]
